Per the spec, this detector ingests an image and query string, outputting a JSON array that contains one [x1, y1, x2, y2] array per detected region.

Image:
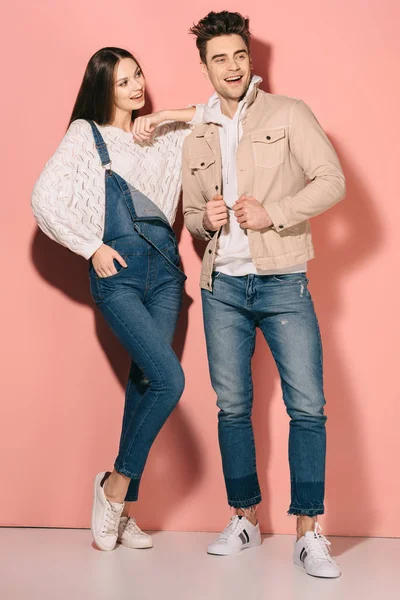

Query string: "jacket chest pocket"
[[251, 128, 286, 169], [189, 155, 216, 198]]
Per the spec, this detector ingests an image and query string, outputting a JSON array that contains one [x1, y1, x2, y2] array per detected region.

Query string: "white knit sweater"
[[31, 115, 201, 259]]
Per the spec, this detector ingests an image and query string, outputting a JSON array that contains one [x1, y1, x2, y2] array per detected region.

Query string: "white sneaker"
[[91, 471, 124, 552], [294, 522, 341, 578], [118, 516, 153, 549], [207, 515, 262, 556]]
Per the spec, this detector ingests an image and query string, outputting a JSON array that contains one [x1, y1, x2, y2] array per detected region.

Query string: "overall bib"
[[88, 121, 186, 501]]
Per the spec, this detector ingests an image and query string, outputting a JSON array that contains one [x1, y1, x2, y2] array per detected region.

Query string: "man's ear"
[[249, 56, 253, 71], [201, 61, 209, 80]]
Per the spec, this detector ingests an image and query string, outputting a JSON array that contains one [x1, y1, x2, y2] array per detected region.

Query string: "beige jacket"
[[182, 84, 346, 290]]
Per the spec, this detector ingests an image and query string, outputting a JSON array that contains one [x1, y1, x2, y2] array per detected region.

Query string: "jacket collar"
[[202, 74, 262, 127]]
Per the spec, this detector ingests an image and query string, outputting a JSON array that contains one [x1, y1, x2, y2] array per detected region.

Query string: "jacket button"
[[215, 185, 219, 191], [208, 249, 212, 254], [201, 162, 205, 166], [279, 224, 284, 229], [266, 135, 271, 140]]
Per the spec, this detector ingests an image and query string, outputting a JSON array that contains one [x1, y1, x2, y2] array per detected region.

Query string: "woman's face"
[[114, 57, 145, 113]]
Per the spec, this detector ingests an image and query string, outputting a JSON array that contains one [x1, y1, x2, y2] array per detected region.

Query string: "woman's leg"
[[116, 363, 147, 515], [121, 276, 183, 503], [98, 279, 184, 503]]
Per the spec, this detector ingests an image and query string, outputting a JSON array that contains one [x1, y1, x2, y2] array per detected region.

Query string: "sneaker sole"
[[207, 538, 262, 556], [117, 538, 154, 550], [293, 559, 341, 578]]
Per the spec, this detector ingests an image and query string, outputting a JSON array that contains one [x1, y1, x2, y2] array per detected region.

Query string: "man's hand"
[[233, 195, 273, 230], [92, 244, 128, 278], [203, 195, 228, 232]]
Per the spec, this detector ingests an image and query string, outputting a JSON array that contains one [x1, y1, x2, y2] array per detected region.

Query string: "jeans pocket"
[[89, 258, 129, 304], [101, 259, 125, 279], [162, 243, 180, 267], [164, 258, 187, 283], [93, 257, 128, 281]]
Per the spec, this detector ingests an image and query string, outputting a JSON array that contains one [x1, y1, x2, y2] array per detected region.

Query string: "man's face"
[[202, 34, 252, 101]]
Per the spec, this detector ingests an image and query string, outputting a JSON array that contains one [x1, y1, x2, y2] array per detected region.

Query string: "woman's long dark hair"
[[68, 47, 142, 127]]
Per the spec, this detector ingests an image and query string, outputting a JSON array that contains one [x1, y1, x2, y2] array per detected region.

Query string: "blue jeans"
[[90, 232, 185, 502], [201, 272, 326, 516]]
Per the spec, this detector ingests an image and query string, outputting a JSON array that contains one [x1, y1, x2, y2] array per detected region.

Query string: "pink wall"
[[2, 0, 399, 537]]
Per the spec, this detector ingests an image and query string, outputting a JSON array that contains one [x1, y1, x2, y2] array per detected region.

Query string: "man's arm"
[[182, 140, 227, 241], [267, 100, 346, 231]]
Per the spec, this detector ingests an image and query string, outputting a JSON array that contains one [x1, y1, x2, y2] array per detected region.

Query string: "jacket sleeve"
[[30, 120, 103, 259], [182, 138, 214, 241], [266, 100, 346, 231]]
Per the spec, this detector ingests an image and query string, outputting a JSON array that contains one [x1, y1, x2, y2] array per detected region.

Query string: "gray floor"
[[1, 528, 399, 600]]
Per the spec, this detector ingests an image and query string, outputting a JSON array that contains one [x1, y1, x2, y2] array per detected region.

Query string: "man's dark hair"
[[190, 11, 251, 64]]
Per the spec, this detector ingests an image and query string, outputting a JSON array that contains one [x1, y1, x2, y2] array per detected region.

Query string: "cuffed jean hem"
[[114, 463, 141, 502], [228, 494, 262, 509], [289, 481, 325, 517], [287, 506, 325, 517], [225, 472, 261, 509]]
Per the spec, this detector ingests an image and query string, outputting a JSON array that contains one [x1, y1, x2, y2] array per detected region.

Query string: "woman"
[[31, 47, 203, 552]]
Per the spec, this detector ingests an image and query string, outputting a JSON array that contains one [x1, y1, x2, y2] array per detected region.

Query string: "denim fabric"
[[87, 121, 186, 502], [201, 272, 326, 516]]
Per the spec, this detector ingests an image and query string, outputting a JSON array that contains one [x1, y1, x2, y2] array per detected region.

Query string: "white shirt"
[[204, 76, 307, 276], [31, 113, 201, 260]]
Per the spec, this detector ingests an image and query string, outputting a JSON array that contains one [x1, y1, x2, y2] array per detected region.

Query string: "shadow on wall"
[[30, 94, 204, 530], [191, 37, 384, 541]]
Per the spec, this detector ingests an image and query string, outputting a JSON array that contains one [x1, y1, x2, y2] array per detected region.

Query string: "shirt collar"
[[204, 74, 262, 125]]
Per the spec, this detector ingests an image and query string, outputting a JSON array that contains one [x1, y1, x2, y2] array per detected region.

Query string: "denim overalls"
[[88, 120, 186, 502]]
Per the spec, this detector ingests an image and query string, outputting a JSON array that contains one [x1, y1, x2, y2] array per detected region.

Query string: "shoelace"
[[124, 517, 146, 536], [217, 516, 244, 541], [305, 522, 334, 562], [101, 502, 121, 536]]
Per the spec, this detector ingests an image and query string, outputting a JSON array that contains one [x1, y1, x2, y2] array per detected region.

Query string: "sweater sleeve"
[[31, 119, 104, 259]]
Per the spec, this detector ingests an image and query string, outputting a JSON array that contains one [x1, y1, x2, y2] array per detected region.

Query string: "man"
[[182, 11, 345, 578]]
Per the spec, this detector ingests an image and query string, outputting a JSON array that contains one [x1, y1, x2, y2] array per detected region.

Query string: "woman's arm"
[[130, 105, 207, 226], [31, 120, 104, 259], [133, 106, 205, 142]]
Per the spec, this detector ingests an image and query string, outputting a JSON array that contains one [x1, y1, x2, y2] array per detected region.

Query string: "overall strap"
[[86, 120, 112, 168]]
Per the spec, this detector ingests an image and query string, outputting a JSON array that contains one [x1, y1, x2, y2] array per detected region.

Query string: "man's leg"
[[256, 273, 340, 577], [201, 273, 263, 555], [256, 274, 326, 522], [202, 273, 261, 510]]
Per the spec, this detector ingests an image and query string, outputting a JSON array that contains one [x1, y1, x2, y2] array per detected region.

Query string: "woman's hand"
[[132, 107, 197, 142], [132, 112, 167, 142], [91, 244, 128, 278]]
